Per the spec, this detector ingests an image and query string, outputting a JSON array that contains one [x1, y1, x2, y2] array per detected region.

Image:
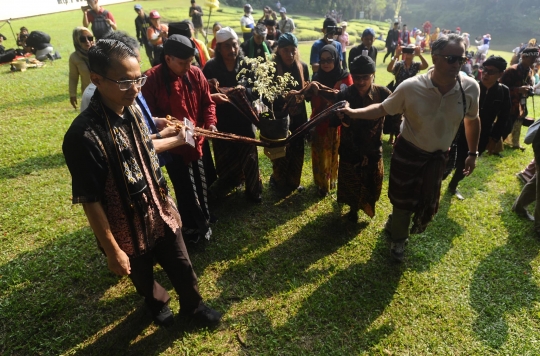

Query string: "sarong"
[[388, 135, 448, 234], [212, 139, 263, 200], [337, 155, 383, 218]]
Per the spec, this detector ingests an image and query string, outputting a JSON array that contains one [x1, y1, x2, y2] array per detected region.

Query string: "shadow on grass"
[[406, 192, 465, 271], [0, 93, 69, 112], [237, 231, 404, 353], [212, 208, 367, 308], [0, 152, 66, 180], [0, 228, 142, 355], [469, 192, 540, 349]]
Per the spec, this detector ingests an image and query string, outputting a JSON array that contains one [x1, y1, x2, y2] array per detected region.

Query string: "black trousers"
[[128, 227, 202, 314], [384, 47, 395, 61], [165, 154, 211, 240]]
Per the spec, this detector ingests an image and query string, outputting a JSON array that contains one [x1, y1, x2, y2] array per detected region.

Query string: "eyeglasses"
[[319, 58, 334, 65], [437, 54, 467, 65], [479, 67, 499, 76], [79, 35, 94, 43], [102, 74, 147, 90], [352, 74, 373, 81]]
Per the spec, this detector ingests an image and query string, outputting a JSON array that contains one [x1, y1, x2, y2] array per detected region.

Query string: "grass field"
[[1, 1, 540, 355]]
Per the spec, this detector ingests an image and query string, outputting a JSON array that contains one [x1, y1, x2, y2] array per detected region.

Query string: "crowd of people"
[[55, 0, 540, 330]]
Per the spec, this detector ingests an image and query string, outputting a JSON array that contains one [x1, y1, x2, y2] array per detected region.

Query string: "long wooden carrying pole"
[[168, 100, 346, 148]]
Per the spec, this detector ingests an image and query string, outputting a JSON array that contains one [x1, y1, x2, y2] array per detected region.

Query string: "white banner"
[[0, 0, 133, 21]]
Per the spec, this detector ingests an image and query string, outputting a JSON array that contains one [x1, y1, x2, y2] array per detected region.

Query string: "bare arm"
[[386, 57, 397, 73], [82, 10, 90, 27], [463, 117, 480, 176], [417, 52, 429, 70], [150, 121, 188, 153], [337, 102, 388, 120], [82, 202, 131, 276]]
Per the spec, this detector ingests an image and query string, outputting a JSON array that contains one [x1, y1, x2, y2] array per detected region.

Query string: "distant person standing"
[[383, 22, 399, 63], [309, 17, 343, 73], [189, 0, 207, 42], [278, 8, 295, 34], [349, 28, 377, 67], [337, 21, 349, 69], [134, 4, 153, 64], [82, 0, 116, 40], [240, 4, 255, 42], [400, 24, 410, 45], [147, 10, 168, 66], [500, 47, 538, 150]]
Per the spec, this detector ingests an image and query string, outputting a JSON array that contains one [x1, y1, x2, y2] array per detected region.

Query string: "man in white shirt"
[[338, 34, 480, 262]]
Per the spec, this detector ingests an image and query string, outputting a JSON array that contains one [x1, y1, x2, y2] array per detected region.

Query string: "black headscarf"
[[312, 44, 349, 88]]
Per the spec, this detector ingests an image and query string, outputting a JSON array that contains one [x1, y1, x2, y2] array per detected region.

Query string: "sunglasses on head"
[[80, 35, 94, 43], [319, 58, 334, 65], [437, 54, 467, 65]]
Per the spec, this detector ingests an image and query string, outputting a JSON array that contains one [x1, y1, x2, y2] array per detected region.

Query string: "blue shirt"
[[136, 93, 172, 166], [310, 39, 343, 66]]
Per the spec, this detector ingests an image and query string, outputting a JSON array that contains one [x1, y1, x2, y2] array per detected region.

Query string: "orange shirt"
[[147, 24, 168, 46]]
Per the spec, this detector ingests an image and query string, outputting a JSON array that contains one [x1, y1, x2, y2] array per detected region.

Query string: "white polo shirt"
[[382, 70, 480, 152]]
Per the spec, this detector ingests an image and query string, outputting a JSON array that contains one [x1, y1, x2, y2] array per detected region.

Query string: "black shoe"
[[318, 188, 328, 197], [151, 305, 175, 327], [384, 214, 392, 236], [247, 193, 262, 203], [181, 303, 222, 327], [296, 185, 305, 193], [390, 240, 408, 263], [516, 172, 527, 184], [513, 206, 535, 221], [448, 187, 464, 200], [347, 209, 359, 223]]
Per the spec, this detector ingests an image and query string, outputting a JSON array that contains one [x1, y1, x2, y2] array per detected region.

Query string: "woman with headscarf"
[[335, 55, 393, 222], [69, 27, 95, 109], [268, 33, 310, 195], [385, 43, 428, 143], [309, 44, 352, 197]]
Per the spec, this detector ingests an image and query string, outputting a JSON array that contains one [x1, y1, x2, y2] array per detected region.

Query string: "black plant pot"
[[259, 112, 290, 140]]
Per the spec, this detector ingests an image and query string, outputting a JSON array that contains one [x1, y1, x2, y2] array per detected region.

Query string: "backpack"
[[26, 31, 51, 50], [90, 9, 113, 40]]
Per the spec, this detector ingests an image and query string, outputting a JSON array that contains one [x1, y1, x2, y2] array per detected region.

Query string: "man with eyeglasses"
[[134, 4, 153, 64], [338, 34, 480, 262], [63, 38, 222, 328], [445, 55, 511, 199], [143, 34, 218, 245], [500, 47, 538, 150]]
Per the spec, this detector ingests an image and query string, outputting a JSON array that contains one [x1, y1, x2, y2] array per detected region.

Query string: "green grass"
[[1, 1, 540, 355]]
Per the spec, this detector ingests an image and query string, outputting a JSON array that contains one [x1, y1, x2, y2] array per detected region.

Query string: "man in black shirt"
[[446, 55, 511, 200], [383, 22, 399, 63], [348, 27, 378, 67], [189, 0, 207, 42], [134, 4, 153, 64]]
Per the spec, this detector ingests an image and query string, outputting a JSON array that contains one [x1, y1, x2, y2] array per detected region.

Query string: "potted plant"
[[237, 56, 298, 141]]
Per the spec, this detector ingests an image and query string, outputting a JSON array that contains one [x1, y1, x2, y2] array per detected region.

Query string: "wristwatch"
[[155, 131, 163, 139], [467, 151, 479, 157]]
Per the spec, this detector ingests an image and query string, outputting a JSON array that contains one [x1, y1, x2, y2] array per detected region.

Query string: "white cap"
[[279, 7, 286, 13], [216, 27, 239, 43]]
